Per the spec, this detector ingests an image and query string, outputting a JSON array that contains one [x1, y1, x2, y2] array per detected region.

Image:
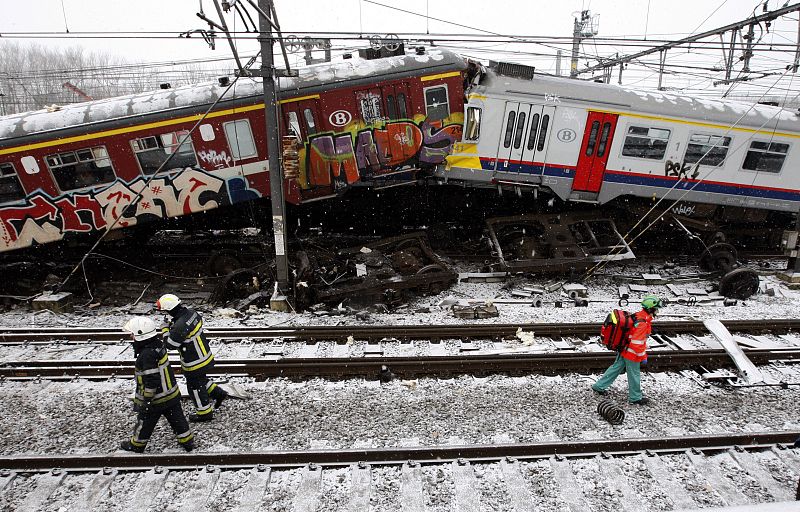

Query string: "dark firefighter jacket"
[[133, 335, 180, 409], [164, 305, 215, 373]]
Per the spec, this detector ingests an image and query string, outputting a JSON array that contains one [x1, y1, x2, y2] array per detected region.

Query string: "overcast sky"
[[2, 0, 799, 98]]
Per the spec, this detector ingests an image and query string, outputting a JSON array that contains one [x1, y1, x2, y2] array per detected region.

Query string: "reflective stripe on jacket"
[[134, 342, 180, 407], [622, 309, 653, 363], [166, 307, 215, 372]]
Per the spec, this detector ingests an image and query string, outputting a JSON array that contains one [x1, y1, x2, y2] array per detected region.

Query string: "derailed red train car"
[[0, 48, 466, 253]]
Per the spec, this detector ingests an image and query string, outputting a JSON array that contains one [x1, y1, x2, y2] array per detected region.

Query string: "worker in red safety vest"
[[591, 295, 663, 405]]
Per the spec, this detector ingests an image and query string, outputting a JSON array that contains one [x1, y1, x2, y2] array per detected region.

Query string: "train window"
[[397, 93, 408, 119], [0, 163, 24, 203], [513, 112, 527, 149], [359, 94, 383, 123], [526, 114, 540, 150], [386, 95, 397, 120], [303, 109, 317, 135], [596, 122, 612, 158], [424, 85, 450, 121], [621, 125, 670, 160], [223, 119, 257, 160], [464, 107, 481, 141], [585, 121, 600, 156], [742, 140, 789, 173], [46, 146, 116, 192], [131, 131, 197, 175], [537, 114, 550, 151], [685, 134, 731, 167], [503, 111, 516, 148], [287, 111, 302, 138]]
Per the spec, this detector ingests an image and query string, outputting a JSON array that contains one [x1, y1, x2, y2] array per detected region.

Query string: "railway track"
[[1, 434, 799, 511], [3, 319, 800, 344], [2, 348, 800, 380]]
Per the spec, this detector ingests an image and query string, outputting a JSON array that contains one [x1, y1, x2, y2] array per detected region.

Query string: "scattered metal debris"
[[295, 232, 457, 309], [483, 213, 635, 273], [452, 302, 499, 319]]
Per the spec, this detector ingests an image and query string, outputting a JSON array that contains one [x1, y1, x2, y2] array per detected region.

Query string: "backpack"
[[600, 309, 635, 352]]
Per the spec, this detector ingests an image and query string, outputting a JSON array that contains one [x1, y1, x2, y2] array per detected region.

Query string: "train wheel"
[[207, 250, 244, 277], [699, 243, 737, 273], [719, 268, 760, 300]]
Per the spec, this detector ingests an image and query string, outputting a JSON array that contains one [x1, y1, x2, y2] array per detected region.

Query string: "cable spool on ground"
[[597, 399, 625, 425]]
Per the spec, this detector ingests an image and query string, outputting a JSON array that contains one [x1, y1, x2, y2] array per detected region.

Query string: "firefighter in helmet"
[[121, 316, 194, 453], [591, 295, 663, 405], [156, 293, 228, 421]]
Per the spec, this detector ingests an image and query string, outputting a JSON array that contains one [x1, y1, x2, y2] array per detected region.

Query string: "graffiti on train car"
[[0, 168, 261, 252], [299, 116, 463, 190]]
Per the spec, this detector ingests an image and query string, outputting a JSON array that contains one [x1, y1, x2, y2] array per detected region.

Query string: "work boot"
[[630, 397, 650, 406], [214, 391, 229, 409], [120, 440, 145, 453], [591, 387, 608, 396], [189, 413, 213, 422], [180, 439, 195, 452]]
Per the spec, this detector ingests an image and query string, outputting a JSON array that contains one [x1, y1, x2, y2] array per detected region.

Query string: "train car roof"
[[479, 69, 800, 133], [0, 49, 465, 143]]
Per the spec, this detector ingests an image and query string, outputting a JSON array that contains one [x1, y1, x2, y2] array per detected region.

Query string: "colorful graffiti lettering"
[[301, 119, 462, 189], [0, 168, 259, 253]]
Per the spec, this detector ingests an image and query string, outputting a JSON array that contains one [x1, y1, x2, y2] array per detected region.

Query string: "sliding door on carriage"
[[572, 111, 618, 193], [495, 102, 554, 175]]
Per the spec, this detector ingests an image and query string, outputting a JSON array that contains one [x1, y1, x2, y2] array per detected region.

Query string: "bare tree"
[[0, 41, 220, 115]]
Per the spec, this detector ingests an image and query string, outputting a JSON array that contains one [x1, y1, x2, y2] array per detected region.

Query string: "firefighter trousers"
[[184, 371, 226, 417], [591, 354, 642, 402], [131, 401, 193, 449]]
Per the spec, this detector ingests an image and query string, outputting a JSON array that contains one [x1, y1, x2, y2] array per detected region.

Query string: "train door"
[[495, 102, 521, 171], [519, 105, 556, 173], [573, 111, 618, 193], [381, 83, 415, 162]]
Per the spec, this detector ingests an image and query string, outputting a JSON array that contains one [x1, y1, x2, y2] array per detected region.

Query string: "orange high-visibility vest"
[[622, 310, 653, 363]]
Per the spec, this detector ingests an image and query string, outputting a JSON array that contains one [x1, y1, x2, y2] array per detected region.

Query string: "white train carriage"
[[439, 62, 800, 214]]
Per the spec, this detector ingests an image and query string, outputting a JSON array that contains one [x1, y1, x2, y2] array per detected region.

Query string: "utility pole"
[[257, 0, 290, 306], [570, 10, 597, 78]]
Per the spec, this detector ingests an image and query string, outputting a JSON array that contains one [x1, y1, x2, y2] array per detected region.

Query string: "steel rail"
[[1, 319, 799, 343], [1, 431, 797, 471], [2, 348, 799, 379]]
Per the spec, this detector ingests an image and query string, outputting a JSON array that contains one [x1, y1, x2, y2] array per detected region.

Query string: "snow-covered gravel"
[[0, 372, 798, 455]]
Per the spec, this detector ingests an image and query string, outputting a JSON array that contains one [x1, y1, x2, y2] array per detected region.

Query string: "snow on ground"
[[0, 259, 797, 330]]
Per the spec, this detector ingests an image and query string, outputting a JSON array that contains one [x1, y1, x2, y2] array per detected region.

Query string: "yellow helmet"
[[156, 293, 181, 312]]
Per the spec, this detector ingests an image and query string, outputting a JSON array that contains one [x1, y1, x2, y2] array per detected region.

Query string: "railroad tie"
[[686, 450, 750, 507], [639, 453, 697, 510], [16, 471, 65, 512], [67, 468, 117, 512], [0, 470, 16, 493], [728, 449, 794, 502], [549, 457, 591, 512], [292, 464, 322, 512], [451, 460, 483, 512], [598, 455, 647, 512], [129, 468, 170, 512], [173, 465, 221, 511], [231, 467, 271, 512], [347, 463, 371, 512], [499, 459, 535, 512], [400, 462, 424, 512]]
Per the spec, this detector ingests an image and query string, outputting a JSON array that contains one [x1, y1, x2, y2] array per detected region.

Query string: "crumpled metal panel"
[[484, 212, 635, 273]]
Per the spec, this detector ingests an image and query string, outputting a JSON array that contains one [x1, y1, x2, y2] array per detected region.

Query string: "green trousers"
[[591, 354, 642, 402]]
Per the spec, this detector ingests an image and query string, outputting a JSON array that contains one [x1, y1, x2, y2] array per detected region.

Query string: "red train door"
[[573, 111, 618, 193]]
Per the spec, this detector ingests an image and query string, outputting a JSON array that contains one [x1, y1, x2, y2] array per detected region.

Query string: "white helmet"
[[123, 316, 157, 341], [156, 293, 181, 312]]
